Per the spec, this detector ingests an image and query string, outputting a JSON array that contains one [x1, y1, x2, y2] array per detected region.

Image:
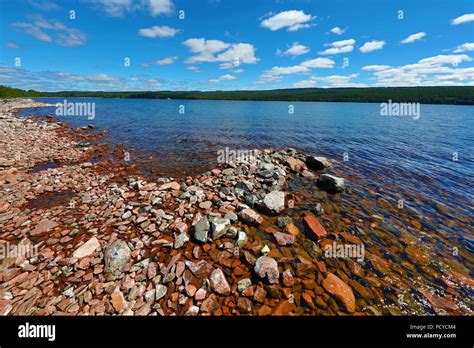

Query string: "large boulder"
[[317, 174, 345, 193], [105, 240, 131, 272], [306, 156, 332, 170]]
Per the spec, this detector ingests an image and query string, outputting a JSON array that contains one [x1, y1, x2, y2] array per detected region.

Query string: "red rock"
[[274, 232, 296, 246], [195, 288, 207, 301], [209, 268, 231, 295], [239, 208, 263, 226], [159, 181, 180, 191], [258, 305, 272, 316], [322, 273, 355, 313], [253, 286, 267, 303], [237, 297, 252, 313], [272, 300, 295, 315], [111, 287, 126, 311], [302, 292, 315, 309], [303, 213, 327, 239], [286, 157, 307, 172], [31, 219, 58, 236], [185, 285, 197, 297], [284, 223, 300, 236]]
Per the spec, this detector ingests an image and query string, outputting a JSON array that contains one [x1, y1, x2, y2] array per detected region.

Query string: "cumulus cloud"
[[258, 57, 334, 83], [319, 39, 355, 55], [182, 38, 258, 66], [260, 10, 314, 31], [143, 56, 178, 66], [453, 42, 474, 53], [277, 42, 310, 57], [300, 58, 335, 68], [148, 0, 174, 16], [6, 42, 20, 49], [450, 13, 474, 25], [12, 15, 86, 46], [138, 25, 178, 38], [293, 74, 365, 88], [359, 40, 385, 53], [208, 74, 237, 83], [401, 32, 426, 44], [330, 27, 345, 35], [369, 54, 474, 86]]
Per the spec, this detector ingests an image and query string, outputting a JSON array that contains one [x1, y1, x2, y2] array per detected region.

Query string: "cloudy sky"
[[1, 0, 473, 91]]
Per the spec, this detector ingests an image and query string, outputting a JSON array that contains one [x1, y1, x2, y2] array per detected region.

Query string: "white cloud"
[[138, 25, 178, 38], [401, 32, 426, 44], [12, 15, 86, 46], [182, 38, 258, 66], [300, 58, 335, 68], [260, 10, 314, 31], [148, 0, 174, 16], [208, 74, 237, 83], [451, 13, 474, 25], [277, 42, 310, 57], [330, 27, 345, 35], [362, 65, 391, 71], [29, 0, 60, 11], [187, 66, 201, 72], [319, 39, 355, 55], [453, 42, 474, 53], [359, 40, 385, 53], [151, 56, 178, 65], [292, 74, 366, 88]]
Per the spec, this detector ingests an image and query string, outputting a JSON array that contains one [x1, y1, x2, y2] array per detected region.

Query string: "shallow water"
[[21, 97, 473, 314]]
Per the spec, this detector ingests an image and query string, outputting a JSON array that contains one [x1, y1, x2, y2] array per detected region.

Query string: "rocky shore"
[[0, 99, 470, 316]]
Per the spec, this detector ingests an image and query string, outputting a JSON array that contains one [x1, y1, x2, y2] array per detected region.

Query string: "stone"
[[272, 300, 295, 315], [199, 201, 212, 209], [155, 284, 167, 301], [193, 217, 210, 243], [105, 240, 131, 273], [159, 181, 180, 191], [306, 156, 332, 170], [322, 273, 355, 313], [317, 174, 345, 193], [185, 305, 200, 316], [285, 223, 300, 236], [239, 208, 263, 226], [31, 219, 58, 236], [111, 287, 126, 311], [235, 231, 248, 248], [258, 305, 272, 316], [254, 256, 279, 284], [174, 232, 189, 249], [72, 237, 100, 258], [282, 269, 295, 287], [195, 288, 207, 301], [237, 278, 252, 293], [210, 217, 231, 240], [286, 157, 306, 172], [209, 268, 231, 295], [303, 213, 328, 239], [185, 260, 213, 279], [277, 216, 293, 228], [274, 232, 295, 246], [260, 191, 285, 215]]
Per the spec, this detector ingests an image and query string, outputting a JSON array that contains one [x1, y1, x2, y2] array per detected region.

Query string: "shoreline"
[[0, 98, 471, 316]]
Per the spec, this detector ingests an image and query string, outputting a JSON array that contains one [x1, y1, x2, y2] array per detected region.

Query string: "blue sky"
[[1, 0, 473, 91]]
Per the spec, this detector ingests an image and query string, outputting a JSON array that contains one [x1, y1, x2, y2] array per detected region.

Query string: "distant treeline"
[[1, 85, 474, 105]]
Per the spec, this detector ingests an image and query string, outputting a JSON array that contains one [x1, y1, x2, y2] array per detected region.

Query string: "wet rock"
[[254, 256, 279, 284], [282, 269, 295, 287], [72, 237, 100, 258], [155, 284, 167, 301], [303, 213, 328, 239], [193, 216, 210, 243], [209, 268, 231, 295], [306, 156, 332, 170], [174, 232, 189, 249], [317, 174, 345, 193], [322, 273, 355, 313], [238, 208, 263, 226], [277, 216, 293, 228], [272, 300, 295, 315], [236, 231, 248, 248], [105, 240, 131, 273]]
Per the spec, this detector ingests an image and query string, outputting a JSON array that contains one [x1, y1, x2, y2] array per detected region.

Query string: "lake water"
[[21, 97, 473, 314]]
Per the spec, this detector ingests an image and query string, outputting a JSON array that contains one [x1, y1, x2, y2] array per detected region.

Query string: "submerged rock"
[[322, 273, 355, 313]]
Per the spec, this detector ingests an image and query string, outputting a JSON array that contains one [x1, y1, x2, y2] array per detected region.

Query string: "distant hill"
[[1, 85, 473, 105]]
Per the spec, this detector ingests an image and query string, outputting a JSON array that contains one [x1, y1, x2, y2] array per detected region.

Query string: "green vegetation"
[[1, 85, 473, 105]]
